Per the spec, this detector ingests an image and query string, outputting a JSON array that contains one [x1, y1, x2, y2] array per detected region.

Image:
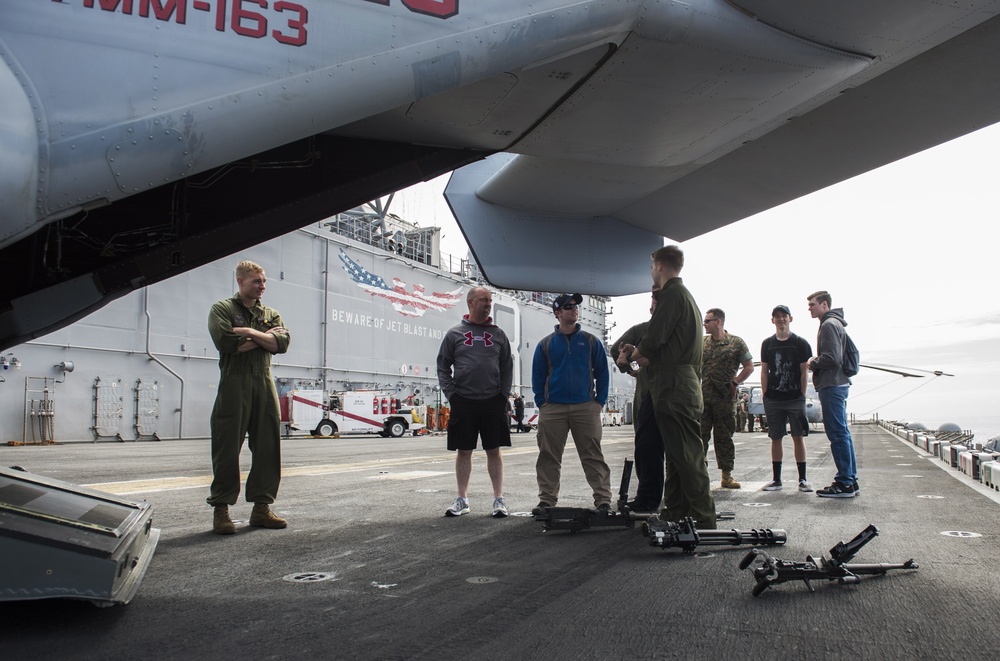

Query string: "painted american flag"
[[339, 249, 464, 318]]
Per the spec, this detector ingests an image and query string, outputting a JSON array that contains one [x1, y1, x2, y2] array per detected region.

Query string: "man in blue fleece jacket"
[[531, 293, 612, 513]]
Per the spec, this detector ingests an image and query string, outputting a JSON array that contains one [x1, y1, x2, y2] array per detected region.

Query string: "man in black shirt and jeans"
[[760, 305, 814, 492]]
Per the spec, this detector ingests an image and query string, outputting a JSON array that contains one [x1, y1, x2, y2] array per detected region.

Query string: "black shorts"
[[763, 397, 809, 440], [447, 393, 512, 451]]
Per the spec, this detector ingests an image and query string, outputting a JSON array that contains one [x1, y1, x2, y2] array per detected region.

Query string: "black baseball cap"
[[772, 305, 791, 316], [552, 293, 583, 311]]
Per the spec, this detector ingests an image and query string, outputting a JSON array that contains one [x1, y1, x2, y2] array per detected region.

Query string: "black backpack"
[[842, 332, 860, 377]]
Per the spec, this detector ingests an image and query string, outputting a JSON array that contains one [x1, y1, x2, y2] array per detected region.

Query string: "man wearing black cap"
[[760, 305, 814, 492], [530, 293, 613, 513]]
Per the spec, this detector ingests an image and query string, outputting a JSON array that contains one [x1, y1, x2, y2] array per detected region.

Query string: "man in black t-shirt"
[[759, 305, 814, 493]]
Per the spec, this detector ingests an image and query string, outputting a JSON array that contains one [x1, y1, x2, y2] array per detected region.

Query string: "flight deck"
[[0, 422, 996, 660]]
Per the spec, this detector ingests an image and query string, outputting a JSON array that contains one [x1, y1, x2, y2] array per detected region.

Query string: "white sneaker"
[[445, 497, 469, 517], [491, 497, 509, 518], [762, 481, 783, 491], [798, 480, 814, 493]]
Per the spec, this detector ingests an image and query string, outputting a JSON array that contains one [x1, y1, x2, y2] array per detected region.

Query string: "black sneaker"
[[853, 480, 861, 495], [816, 482, 856, 498], [596, 503, 612, 513], [626, 500, 657, 512], [531, 501, 553, 516]]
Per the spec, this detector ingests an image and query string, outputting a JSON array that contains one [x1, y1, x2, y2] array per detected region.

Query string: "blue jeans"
[[817, 385, 857, 486]]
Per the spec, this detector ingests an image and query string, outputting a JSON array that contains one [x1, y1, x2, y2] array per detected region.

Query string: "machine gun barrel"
[[641, 516, 786, 553], [839, 560, 919, 576]]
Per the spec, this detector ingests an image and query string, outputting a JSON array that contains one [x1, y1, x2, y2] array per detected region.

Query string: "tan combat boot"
[[213, 505, 236, 535], [249, 503, 288, 529], [721, 471, 742, 489]]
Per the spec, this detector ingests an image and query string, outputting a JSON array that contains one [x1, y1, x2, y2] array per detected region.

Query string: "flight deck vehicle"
[[282, 390, 423, 438]]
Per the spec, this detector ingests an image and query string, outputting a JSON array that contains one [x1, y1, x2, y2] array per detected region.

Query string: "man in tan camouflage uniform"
[[736, 391, 749, 433], [701, 308, 754, 489]]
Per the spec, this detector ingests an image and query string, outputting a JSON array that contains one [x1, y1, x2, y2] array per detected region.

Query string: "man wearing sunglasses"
[[531, 294, 613, 514]]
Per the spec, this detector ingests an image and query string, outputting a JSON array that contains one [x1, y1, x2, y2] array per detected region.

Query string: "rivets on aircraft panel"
[[916, 495, 944, 499], [283, 571, 337, 583], [742, 502, 771, 507], [940, 531, 982, 538], [466, 576, 498, 584]]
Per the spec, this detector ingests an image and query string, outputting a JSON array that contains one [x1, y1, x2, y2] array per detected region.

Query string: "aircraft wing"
[[3, 1, 1000, 348], [861, 364, 955, 378]]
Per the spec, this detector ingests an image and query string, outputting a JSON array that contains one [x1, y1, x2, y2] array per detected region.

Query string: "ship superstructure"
[[1, 205, 631, 443]]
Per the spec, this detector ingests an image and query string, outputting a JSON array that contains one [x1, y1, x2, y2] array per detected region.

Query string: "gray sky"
[[395, 122, 1000, 430]]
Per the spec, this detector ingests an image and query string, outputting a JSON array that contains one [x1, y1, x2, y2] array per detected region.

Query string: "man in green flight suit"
[[701, 308, 754, 489], [630, 246, 716, 529], [207, 260, 291, 535], [610, 286, 663, 512]]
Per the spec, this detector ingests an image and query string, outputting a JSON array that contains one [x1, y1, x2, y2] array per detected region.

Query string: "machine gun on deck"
[[533, 459, 648, 532], [640, 516, 786, 553], [534, 458, 737, 534], [739, 524, 918, 596]]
